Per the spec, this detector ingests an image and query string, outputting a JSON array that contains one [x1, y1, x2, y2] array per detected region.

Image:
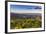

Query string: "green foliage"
[[10, 17, 42, 29]]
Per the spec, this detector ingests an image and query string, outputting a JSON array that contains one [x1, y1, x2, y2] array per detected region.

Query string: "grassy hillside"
[[10, 13, 42, 29]]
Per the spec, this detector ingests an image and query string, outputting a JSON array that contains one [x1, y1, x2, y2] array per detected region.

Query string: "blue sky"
[[10, 5, 41, 10]]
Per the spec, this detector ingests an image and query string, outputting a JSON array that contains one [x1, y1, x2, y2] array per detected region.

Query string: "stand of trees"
[[10, 16, 42, 29]]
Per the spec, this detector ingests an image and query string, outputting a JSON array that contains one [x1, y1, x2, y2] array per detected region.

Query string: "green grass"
[[10, 17, 42, 29]]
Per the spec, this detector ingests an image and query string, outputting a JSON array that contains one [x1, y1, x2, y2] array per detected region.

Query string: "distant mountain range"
[[10, 13, 41, 18]]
